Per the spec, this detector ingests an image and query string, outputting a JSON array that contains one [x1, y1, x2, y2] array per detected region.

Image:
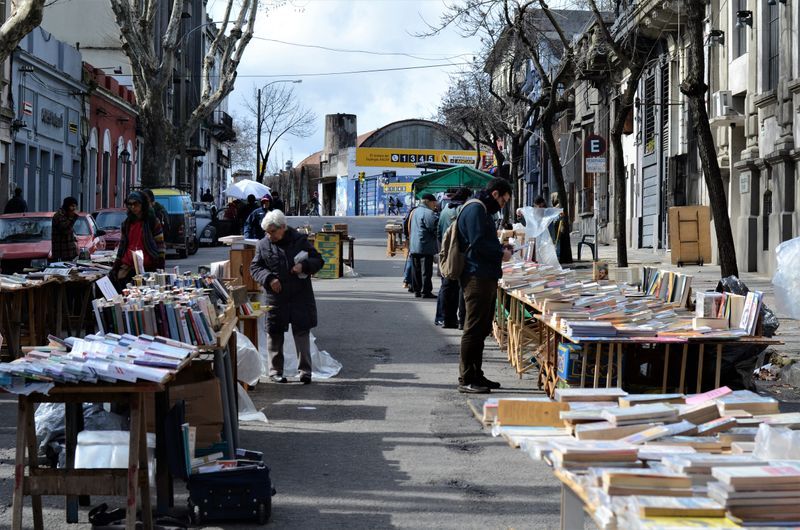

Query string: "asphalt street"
[[0, 216, 567, 529]]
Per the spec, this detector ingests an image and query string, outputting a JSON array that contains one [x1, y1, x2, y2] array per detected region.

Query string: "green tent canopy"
[[412, 166, 493, 198]]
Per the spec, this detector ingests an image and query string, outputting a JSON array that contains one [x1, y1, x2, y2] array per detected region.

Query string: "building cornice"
[[753, 90, 777, 110]]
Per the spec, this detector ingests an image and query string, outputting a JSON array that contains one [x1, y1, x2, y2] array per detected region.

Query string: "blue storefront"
[[12, 28, 84, 212]]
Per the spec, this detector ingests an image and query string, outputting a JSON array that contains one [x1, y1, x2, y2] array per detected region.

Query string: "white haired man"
[[250, 210, 325, 383]]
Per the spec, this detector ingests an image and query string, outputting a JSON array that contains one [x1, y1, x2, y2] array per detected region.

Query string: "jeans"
[[411, 253, 433, 296], [268, 328, 312, 378], [459, 276, 498, 385], [403, 255, 413, 285]]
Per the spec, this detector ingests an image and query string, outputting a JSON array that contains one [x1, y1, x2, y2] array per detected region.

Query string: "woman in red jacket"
[[109, 190, 166, 290]]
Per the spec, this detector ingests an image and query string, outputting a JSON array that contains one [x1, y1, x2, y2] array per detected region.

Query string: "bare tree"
[[227, 113, 256, 172], [109, 0, 259, 187], [244, 83, 316, 183], [680, 0, 738, 277], [0, 1, 47, 63]]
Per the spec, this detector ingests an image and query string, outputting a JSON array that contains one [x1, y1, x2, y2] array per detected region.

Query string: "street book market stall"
[[0, 268, 275, 529]]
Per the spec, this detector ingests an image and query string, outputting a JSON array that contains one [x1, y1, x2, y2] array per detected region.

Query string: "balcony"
[[210, 110, 236, 142]]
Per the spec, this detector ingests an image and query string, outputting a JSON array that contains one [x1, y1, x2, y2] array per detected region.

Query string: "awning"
[[411, 166, 493, 198]]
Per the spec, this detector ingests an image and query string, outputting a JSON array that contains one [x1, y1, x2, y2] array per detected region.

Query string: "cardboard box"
[[556, 343, 618, 385], [170, 378, 224, 426], [496, 399, 568, 427]]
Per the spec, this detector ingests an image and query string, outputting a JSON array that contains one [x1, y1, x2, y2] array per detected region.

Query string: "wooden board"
[[668, 206, 712, 265], [228, 247, 259, 291], [497, 399, 568, 427]]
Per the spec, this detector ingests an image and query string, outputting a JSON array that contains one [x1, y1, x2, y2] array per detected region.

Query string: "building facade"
[[12, 28, 85, 212]]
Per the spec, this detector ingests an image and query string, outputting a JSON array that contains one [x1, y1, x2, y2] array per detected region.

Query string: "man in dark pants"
[[457, 178, 512, 393], [408, 193, 438, 298], [435, 187, 471, 327]]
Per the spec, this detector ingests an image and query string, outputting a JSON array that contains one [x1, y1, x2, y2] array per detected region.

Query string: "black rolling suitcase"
[[166, 402, 276, 525]]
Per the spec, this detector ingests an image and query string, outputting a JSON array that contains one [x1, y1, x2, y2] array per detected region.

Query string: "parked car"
[[0, 212, 106, 273], [194, 202, 217, 246], [151, 188, 197, 258], [92, 208, 127, 250]]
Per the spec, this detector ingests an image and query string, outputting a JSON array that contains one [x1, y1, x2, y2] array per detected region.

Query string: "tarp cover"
[[412, 166, 493, 198]]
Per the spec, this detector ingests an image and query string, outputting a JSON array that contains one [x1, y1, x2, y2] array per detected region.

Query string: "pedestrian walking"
[[271, 191, 285, 213], [308, 191, 320, 216], [238, 194, 258, 232], [201, 188, 214, 203], [4, 187, 27, 214], [457, 178, 513, 393], [435, 187, 471, 328], [51, 196, 80, 262], [109, 191, 166, 289], [144, 189, 169, 235], [244, 193, 273, 239], [250, 210, 324, 384], [409, 193, 438, 298]]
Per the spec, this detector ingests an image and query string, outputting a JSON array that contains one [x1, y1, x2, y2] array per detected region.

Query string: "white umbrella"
[[224, 180, 271, 200]]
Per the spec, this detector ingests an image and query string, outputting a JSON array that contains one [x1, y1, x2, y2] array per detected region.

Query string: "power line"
[[251, 35, 472, 61]]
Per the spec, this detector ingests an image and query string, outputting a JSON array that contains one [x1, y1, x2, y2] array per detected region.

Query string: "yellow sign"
[[314, 232, 341, 279], [356, 147, 487, 168], [382, 182, 413, 193]]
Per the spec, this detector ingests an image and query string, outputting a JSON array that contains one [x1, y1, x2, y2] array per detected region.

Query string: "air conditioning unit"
[[712, 91, 732, 118]]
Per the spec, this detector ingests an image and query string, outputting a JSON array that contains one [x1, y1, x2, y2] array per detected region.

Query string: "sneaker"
[[457, 383, 490, 394], [300, 374, 311, 384], [434, 320, 444, 326], [269, 374, 287, 383], [402, 282, 409, 289], [480, 377, 501, 390]]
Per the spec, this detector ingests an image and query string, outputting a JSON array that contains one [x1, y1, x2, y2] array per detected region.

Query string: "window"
[[763, 189, 772, 251], [767, 4, 779, 91], [734, 0, 747, 58], [643, 73, 656, 154]]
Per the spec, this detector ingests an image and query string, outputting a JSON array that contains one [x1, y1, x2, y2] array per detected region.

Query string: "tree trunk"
[[680, 0, 739, 278], [0, 0, 46, 64], [609, 70, 641, 268], [138, 103, 175, 188], [541, 112, 573, 263]]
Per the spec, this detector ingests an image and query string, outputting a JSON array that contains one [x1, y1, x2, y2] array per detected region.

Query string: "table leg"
[[715, 344, 723, 388], [56, 284, 65, 337], [155, 389, 173, 513], [27, 290, 36, 347], [593, 343, 601, 388], [24, 402, 43, 530], [580, 349, 587, 388], [65, 402, 81, 523], [139, 397, 153, 529], [662, 344, 670, 393], [679, 344, 688, 394], [616, 343, 623, 389], [697, 344, 705, 393], [126, 395, 142, 530], [12, 399, 27, 530], [606, 344, 613, 388], [560, 484, 584, 530]]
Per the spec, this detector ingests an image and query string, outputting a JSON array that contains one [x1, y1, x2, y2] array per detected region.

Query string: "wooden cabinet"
[[229, 247, 260, 291]]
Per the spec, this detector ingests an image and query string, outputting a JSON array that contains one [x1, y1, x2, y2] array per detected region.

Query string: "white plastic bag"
[[772, 236, 800, 319], [235, 329, 265, 387], [753, 423, 800, 460], [237, 383, 268, 423], [520, 206, 563, 269], [281, 325, 342, 379]]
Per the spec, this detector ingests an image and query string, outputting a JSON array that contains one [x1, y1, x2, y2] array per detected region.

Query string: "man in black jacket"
[[4, 187, 27, 214], [456, 178, 513, 394], [250, 210, 324, 384]]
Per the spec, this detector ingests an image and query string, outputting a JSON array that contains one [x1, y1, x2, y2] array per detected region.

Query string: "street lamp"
[[256, 79, 303, 179], [119, 148, 131, 202]]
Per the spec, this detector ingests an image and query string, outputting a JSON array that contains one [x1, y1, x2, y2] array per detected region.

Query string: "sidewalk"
[[571, 239, 800, 366]]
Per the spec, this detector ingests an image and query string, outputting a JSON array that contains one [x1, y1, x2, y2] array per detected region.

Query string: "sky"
[[212, 0, 481, 169]]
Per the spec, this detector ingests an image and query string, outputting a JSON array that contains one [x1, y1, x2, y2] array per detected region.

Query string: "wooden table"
[[11, 383, 161, 530]]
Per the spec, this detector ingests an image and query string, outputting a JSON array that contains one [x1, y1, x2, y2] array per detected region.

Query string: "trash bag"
[[237, 383, 268, 423], [520, 207, 563, 269], [235, 329, 265, 387], [282, 325, 342, 379], [716, 275, 780, 337], [34, 403, 127, 458], [710, 275, 781, 389], [773, 236, 800, 319]]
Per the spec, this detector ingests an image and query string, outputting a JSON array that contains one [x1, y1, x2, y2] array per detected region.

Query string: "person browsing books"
[[457, 178, 513, 394], [109, 191, 166, 290], [243, 193, 273, 240], [250, 210, 324, 384], [51, 196, 80, 262]]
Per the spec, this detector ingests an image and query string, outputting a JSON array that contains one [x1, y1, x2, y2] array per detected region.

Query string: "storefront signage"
[[41, 108, 64, 128], [382, 182, 413, 193], [585, 156, 607, 173], [356, 148, 489, 168], [22, 101, 33, 116]]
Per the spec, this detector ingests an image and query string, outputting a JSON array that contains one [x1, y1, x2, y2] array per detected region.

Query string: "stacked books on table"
[[0, 333, 197, 389], [709, 464, 800, 524], [130, 271, 230, 303], [92, 285, 226, 347], [548, 439, 641, 469]]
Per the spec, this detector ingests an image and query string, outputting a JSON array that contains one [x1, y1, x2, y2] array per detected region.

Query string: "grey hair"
[[261, 209, 287, 231]]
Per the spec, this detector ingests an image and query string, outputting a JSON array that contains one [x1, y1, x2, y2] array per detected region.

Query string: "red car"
[[0, 212, 107, 273], [92, 208, 127, 250]]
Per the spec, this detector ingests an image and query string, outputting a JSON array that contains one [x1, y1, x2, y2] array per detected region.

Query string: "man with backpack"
[[442, 178, 512, 394]]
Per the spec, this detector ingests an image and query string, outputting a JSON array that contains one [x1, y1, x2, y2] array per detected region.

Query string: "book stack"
[[548, 439, 641, 469], [716, 390, 780, 416], [621, 420, 697, 444], [709, 464, 800, 524], [599, 468, 693, 496], [642, 267, 693, 307], [601, 404, 679, 426], [563, 320, 618, 338], [0, 333, 197, 387], [662, 454, 768, 485], [628, 496, 725, 518], [554, 388, 628, 403], [619, 393, 685, 408]]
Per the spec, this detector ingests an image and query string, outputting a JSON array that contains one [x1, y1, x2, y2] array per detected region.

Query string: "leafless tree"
[[244, 82, 316, 183], [227, 113, 256, 173], [0, 1, 47, 63], [109, 0, 259, 188], [680, 0, 737, 277]]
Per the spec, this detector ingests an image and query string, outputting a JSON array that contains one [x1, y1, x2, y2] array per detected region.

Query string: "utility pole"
[[256, 87, 262, 182]]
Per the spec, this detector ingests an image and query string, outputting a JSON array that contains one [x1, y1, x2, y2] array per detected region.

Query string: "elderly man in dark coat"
[[250, 210, 324, 384]]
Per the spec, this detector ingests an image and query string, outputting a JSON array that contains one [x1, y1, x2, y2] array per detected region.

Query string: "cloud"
[[222, 0, 479, 165]]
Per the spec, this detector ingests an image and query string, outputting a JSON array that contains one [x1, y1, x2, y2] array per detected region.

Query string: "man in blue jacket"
[[409, 193, 439, 298], [457, 178, 513, 393]]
